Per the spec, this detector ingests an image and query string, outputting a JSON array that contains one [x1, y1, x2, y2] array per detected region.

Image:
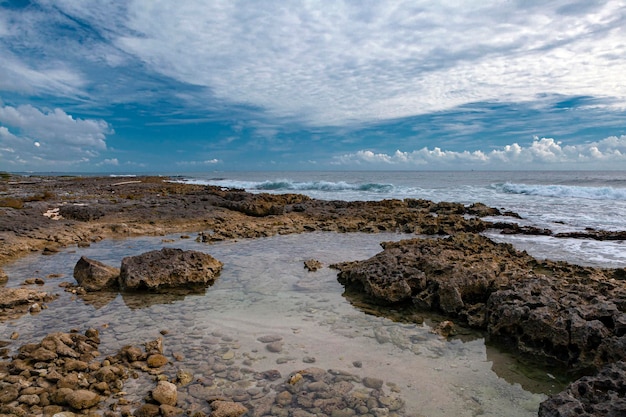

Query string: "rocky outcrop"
[[0, 268, 7, 285], [119, 248, 223, 291], [73, 256, 120, 291], [539, 361, 626, 416], [332, 233, 626, 373], [58, 204, 105, 221]]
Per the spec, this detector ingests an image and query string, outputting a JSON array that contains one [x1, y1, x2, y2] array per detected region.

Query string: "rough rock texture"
[[0, 269, 7, 285], [119, 247, 223, 291], [209, 400, 248, 417], [333, 233, 626, 373], [151, 380, 177, 406], [539, 361, 626, 416], [73, 256, 120, 291], [0, 329, 172, 416], [0, 288, 57, 322]]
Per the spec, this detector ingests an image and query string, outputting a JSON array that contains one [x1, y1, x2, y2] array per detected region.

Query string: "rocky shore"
[[2, 175, 626, 416]]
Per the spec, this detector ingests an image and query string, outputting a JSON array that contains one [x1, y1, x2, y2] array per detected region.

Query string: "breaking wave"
[[496, 183, 626, 201]]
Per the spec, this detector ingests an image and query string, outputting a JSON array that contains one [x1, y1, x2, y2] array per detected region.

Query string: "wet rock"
[[119, 248, 223, 291], [539, 361, 626, 417], [73, 256, 120, 291], [210, 400, 248, 417], [304, 259, 323, 272], [146, 353, 168, 368], [133, 403, 160, 417], [334, 233, 626, 372], [257, 335, 283, 343], [266, 341, 284, 353], [152, 380, 177, 406], [362, 377, 384, 389]]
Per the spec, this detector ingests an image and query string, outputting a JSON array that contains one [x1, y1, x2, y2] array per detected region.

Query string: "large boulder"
[[73, 256, 120, 291], [119, 248, 222, 291], [333, 233, 626, 372]]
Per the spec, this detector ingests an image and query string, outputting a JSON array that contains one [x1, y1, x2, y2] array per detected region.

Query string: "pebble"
[[257, 335, 283, 343], [266, 341, 283, 353]]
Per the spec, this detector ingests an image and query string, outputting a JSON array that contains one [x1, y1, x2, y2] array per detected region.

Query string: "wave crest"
[[497, 183, 626, 201]]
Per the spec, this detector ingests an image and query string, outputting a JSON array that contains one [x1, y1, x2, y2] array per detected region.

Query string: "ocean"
[[177, 170, 626, 268]]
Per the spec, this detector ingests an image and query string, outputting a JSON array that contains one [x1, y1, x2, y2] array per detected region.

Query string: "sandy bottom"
[[1, 232, 566, 416]]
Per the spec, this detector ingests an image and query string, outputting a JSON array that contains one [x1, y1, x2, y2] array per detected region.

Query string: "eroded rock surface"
[[539, 361, 626, 416], [119, 247, 223, 291], [333, 233, 626, 373]]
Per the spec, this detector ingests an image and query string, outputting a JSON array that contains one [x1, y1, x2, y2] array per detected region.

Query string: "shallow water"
[[2, 232, 566, 416]]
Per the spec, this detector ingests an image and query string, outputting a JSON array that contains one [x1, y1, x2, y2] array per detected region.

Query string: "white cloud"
[[0, 104, 113, 168], [333, 135, 626, 169], [48, 0, 625, 126], [175, 159, 222, 166]]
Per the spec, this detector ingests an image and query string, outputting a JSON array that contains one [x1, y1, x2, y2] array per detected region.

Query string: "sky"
[[1, 0, 626, 172]]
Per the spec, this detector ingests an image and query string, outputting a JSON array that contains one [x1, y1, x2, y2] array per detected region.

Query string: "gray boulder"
[[119, 248, 222, 291], [73, 256, 120, 291]]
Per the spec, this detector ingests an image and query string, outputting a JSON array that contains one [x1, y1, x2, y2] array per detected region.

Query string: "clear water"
[[1, 232, 565, 416]]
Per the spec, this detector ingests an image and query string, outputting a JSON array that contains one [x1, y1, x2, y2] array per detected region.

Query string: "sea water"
[[178, 170, 626, 267], [2, 232, 561, 416]]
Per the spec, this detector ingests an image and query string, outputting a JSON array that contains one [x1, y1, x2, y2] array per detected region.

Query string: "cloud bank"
[[0, 104, 112, 169], [333, 135, 626, 170]]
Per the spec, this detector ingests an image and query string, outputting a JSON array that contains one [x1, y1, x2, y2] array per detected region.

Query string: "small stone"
[[302, 356, 316, 363], [257, 335, 283, 343], [160, 404, 185, 417], [210, 400, 248, 417], [17, 394, 40, 405], [10, 332, 19, 340], [65, 389, 100, 410], [147, 354, 168, 368], [0, 385, 19, 403], [222, 350, 235, 360], [352, 361, 362, 368], [362, 377, 384, 389], [133, 403, 160, 417], [275, 390, 292, 406], [266, 341, 283, 353], [29, 303, 42, 313], [152, 380, 177, 406]]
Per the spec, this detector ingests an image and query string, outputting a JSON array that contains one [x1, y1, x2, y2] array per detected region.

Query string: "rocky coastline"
[[1, 175, 625, 416]]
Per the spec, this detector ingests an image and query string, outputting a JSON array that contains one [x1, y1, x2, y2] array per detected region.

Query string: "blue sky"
[[1, 0, 625, 172]]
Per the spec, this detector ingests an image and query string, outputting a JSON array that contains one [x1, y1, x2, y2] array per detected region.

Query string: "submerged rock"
[[119, 247, 223, 291]]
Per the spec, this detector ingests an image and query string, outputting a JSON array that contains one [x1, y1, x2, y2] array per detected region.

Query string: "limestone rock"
[[119, 248, 223, 291], [334, 232, 626, 372], [151, 380, 177, 406], [65, 389, 100, 410], [539, 361, 626, 416], [304, 259, 322, 272], [210, 400, 248, 417], [73, 256, 120, 291], [0, 288, 54, 308]]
